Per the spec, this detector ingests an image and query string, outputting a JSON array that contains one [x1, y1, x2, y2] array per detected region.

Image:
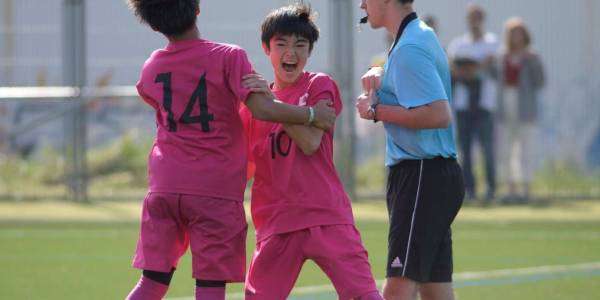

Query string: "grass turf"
[[0, 200, 599, 299]]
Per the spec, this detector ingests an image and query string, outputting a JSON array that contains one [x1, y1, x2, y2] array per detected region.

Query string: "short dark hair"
[[261, 3, 320, 52], [398, 0, 414, 3], [128, 0, 199, 36]]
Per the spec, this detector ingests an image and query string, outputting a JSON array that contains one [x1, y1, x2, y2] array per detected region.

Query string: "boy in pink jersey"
[[125, 1, 336, 300], [240, 4, 383, 300]]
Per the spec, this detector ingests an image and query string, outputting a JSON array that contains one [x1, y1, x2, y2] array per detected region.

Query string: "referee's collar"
[[388, 12, 418, 57]]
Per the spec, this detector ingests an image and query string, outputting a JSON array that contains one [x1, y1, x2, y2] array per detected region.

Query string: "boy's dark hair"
[[128, 0, 199, 36], [261, 3, 320, 52]]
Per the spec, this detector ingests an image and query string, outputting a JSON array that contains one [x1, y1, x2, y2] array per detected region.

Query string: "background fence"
[[1, 0, 599, 202]]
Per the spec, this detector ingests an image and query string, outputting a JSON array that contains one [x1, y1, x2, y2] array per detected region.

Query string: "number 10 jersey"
[[241, 72, 355, 242]]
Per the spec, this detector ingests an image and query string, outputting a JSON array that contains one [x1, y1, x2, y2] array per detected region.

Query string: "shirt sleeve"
[[307, 75, 343, 117], [136, 81, 159, 111], [225, 46, 255, 103], [238, 103, 256, 179], [389, 44, 448, 108]]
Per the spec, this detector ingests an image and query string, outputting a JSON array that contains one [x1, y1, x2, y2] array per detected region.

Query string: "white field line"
[[453, 261, 600, 280], [166, 261, 600, 300]]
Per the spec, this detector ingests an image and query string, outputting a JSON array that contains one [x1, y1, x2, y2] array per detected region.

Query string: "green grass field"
[[1, 200, 599, 299]]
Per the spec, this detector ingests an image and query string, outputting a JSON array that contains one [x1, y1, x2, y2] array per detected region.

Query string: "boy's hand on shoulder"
[[243, 73, 275, 99], [311, 100, 336, 131]]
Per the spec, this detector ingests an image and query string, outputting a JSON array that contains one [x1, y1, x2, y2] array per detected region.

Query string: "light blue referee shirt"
[[377, 18, 457, 167]]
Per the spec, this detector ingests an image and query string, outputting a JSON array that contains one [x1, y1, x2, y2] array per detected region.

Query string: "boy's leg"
[[132, 193, 190, 272], [181, 196, 247, 294], [308, 225, 382, 300], [129, 192, 190, 299], [195, 280, 226, 300], [126, 269, 175, 300], [245, 231, 307, 300]]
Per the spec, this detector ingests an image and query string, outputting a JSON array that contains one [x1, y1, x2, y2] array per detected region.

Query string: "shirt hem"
[[148, 187, 244, 202], [255, 220, 355, 243]]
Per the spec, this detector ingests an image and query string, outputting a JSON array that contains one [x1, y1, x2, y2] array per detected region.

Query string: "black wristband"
[[370, 103, 380, 123]]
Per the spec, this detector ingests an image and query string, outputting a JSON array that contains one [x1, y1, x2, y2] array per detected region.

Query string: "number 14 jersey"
[[136, 39, 253, 201]]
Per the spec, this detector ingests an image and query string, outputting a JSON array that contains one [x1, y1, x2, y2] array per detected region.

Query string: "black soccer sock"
[[143, 268, 176, 286], [196, 279, 226, 288]]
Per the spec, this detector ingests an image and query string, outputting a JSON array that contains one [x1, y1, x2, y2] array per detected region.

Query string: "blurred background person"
[[447, 4, 499, 202], [423, 14, 438, 33], [497, 17, 545, 203], [589, 125, 600, 169]]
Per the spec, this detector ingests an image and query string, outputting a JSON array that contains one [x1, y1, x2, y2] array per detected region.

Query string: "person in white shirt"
[[447, 3, 499, 203]]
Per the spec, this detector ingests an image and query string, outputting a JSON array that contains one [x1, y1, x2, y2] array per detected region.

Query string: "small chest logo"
[[298, 93, 309, 106]]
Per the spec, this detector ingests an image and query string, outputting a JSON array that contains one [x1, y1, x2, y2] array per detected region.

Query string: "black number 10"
[[269, 131, 292, 159], [155, 72, 214, 132]]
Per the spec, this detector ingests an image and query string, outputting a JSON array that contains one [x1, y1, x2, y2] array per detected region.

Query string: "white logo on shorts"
[[391, 257, 403, 268]]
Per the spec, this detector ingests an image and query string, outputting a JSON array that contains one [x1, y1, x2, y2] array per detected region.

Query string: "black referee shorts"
[[386, 157, 465, 283]]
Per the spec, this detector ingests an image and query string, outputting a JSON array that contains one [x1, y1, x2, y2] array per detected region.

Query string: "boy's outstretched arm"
[[244, 74, 335, 131]]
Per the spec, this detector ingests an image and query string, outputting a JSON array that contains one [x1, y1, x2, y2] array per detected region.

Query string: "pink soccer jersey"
[[241, 72, 355, 242], [137, 39, 253, 201]]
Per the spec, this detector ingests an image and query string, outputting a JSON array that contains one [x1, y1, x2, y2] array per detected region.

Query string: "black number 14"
[[155, 72, 214, 132]]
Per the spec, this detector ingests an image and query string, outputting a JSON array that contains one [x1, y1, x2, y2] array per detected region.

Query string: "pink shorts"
[[132, 192, 247, 282], [245, 225, 379, 300]]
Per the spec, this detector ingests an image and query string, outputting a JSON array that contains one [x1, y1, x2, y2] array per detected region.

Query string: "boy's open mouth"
[[282, 62, 298, 72]]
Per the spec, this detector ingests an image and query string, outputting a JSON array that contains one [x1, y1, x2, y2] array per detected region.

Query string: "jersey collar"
[[388, 12, 418, 57]]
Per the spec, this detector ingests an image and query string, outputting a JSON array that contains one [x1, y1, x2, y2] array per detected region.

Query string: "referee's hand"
[[361, 66, 384, 93], [356, 92, 375, 121]]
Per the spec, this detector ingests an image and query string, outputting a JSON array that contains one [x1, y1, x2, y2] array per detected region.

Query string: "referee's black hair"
[[261, 3, 320, 52], [127, 0, 199, 37]]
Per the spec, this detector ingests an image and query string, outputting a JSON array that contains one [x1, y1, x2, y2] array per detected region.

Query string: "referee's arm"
[[371, 44, 451, 130], [375, 100, 451, 129]]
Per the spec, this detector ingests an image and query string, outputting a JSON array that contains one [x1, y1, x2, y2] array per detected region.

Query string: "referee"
[[356, 1, 465, 299]]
